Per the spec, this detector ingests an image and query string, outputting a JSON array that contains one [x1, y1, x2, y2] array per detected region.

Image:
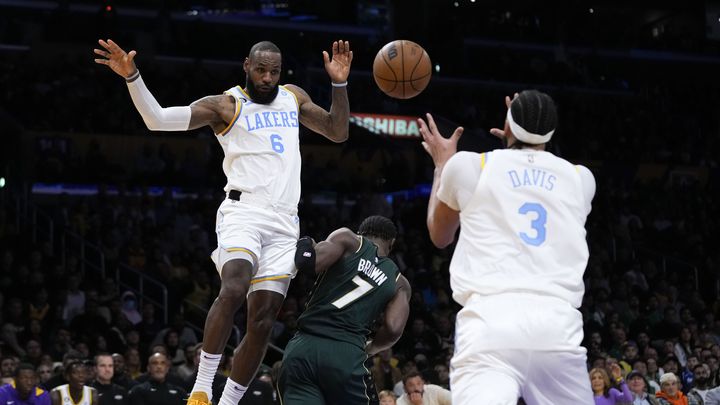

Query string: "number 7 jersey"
[[215, 85, 301, 207], [297, 236, 400, 350], [442, 149, 595, 308]]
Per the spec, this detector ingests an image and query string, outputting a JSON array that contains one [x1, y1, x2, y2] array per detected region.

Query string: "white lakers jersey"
[[216, 85, 301, 208], [53, 384, 94, 405], [441, 149, 595, 308]]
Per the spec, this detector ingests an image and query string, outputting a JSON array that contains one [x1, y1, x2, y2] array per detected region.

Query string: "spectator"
[[119, 292, 141, 325], [110, 353, 136, 390], [396, 371, 451, 405], [36, 363, 53, 386], [161, 331, 185, 369], [2, 298, 27, 357], [675, 327, 696, 368], [394, 361, 418, 397], [590, 364, 633, 405], [371, 349, 402, 393], [705, 384, 720, 405], [648, 357, 663, 387], [396, 319, 440, 360], [88, 354, 128, 405], [621, 341, 642, 373], [151, 313, 197, 350], [687, 364, 712, 405], [128, 353, 186, 405], [50, 361, 98, 405], [136, 303, 162, 344], [682, 355, 700, 393], [656, 373, 688, 405], [0, 357, 16, 385], [667, 356, 685, 375], [123, 349, 142, 380], [173, 344, 196, 381], [380, 390, 398, 405], [42, 352, 83, 391], [627, 370, 660, 405], [61, 276, 85, 323], [0, 363, 51, 405], [432, 363, 449, 390], [69, 299, 109, 344], [47, 328, 73, 361]]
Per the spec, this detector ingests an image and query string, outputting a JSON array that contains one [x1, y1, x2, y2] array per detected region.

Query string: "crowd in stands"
[[1, 3, 720, 405]]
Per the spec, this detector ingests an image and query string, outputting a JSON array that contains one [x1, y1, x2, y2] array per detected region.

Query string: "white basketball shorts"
[[211, 198, 300, 296], [450, 293, 593, 405]]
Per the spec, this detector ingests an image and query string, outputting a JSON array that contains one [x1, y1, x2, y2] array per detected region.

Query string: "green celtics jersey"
[[297, 236, 400, 349]]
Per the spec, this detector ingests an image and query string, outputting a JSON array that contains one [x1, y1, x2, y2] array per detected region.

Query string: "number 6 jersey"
[[437, 150, 595, 308], [216, 85, 301, 208]]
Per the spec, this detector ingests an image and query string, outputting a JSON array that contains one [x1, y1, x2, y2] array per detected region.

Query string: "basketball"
[[372, 40, 432, 99]]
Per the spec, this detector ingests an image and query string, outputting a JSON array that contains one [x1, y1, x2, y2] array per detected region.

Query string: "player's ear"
[[243, 58, 249, 73], [389, 238, 396, 253]]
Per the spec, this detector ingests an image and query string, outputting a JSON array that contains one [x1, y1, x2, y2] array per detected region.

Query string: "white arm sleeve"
[[436, 151, 482, 211], [126, 75, 191, 131], [575, 165, 596, 215]]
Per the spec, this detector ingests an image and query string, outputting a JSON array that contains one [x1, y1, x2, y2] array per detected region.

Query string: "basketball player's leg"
[[521, 349, 593, 405], [230, 289, 285, 383], [279, 335, 325, 405], [188, 200, 263, 405], [188, 257, 255, 405], [203, 259, 254, 353], [451, 351, 523, 405], [216, 228, 296, 405], [320, 339, 379, 405]]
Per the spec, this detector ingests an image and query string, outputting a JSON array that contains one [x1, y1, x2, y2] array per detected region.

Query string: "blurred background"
[[1, 0, 719, 403]]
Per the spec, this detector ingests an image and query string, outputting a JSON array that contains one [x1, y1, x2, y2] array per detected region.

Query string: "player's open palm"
[[418, 113, 463, 170], [489, 92, 519, 140], [323, 40, 353, 84], [94, 39, 138, 79]]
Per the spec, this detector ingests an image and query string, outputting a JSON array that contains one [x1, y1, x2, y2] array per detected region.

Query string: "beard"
[[245, 76, 279, 105]]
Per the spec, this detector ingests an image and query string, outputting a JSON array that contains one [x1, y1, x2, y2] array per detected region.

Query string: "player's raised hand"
[[94, 39, 138, 79], [418, 113, 463, 170], [489, 92, 519, 140], [323, 40, 353, 84]]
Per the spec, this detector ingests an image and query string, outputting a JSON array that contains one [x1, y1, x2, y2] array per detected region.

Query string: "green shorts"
[[278, 333, 378, 405]]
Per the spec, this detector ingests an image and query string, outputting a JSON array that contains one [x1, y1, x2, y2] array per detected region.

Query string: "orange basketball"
[[372, 40, 432, 99]]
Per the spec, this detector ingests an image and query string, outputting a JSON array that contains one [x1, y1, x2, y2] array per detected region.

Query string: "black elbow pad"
[[294, 236, 316, 272]]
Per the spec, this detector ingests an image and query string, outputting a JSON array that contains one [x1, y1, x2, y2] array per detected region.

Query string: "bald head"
[[147, 352, 170, 382]]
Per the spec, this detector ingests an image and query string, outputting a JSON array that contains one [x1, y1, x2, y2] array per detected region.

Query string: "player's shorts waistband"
[[227, 190, 298, 216]]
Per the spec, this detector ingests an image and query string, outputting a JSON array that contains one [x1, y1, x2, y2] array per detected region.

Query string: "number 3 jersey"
[[437, 150, 595, 308], [216, 85, 301, 208], [297, 236, 400, 350]]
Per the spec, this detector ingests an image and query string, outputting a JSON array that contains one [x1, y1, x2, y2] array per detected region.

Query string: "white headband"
[[506, 108, 555, 144]]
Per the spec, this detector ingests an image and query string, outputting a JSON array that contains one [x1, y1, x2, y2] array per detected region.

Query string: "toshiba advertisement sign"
[[350, 113, 420, 138]]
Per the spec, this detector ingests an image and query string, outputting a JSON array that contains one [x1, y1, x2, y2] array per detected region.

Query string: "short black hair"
[[15, 363, 35, 377], [509, 90, 557, 148], [248, 41, 281, 59], [65, 361, 85, 375], [402, 370, 424, 386], [358, 216, 397, 242]]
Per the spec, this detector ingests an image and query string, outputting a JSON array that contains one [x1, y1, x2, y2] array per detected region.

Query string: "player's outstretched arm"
[[418, 113, 462, 248], [366, 275, 411, 355], [94, 39, 231, 132], [285, 40, 352, 143], [294, 227, 360, 275]]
